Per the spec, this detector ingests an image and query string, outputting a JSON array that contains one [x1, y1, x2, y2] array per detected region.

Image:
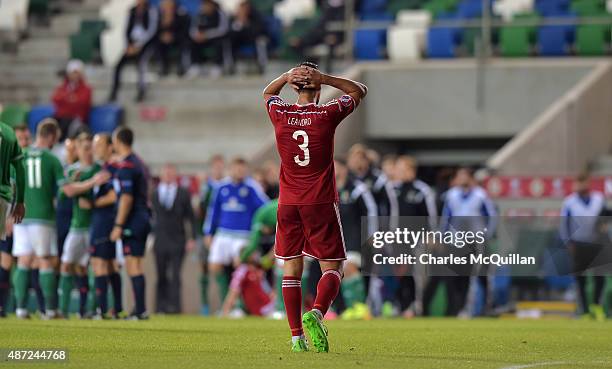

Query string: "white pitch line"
[[499, 361, 569, 369]]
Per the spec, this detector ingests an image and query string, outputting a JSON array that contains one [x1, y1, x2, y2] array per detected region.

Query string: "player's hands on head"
[[286, 67, 312, 91], [11, 203, 25, 224], [301, 66, 322, 90]]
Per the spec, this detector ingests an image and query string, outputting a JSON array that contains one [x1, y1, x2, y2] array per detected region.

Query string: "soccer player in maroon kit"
[[263, 62, 367, 353]]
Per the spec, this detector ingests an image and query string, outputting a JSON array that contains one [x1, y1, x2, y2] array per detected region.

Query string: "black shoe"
[[125, 311, 149, 320]]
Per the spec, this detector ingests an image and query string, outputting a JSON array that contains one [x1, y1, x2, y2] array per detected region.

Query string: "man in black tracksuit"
[[109, 0, 159, 102], [392, 155, 437, 318]]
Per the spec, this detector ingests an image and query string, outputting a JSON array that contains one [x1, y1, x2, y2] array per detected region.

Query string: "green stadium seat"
[[252, 0, 277, 16], [29, 0, 49, 15], [499, 13, 538, 57], [570, 0, 606, 16], [462, 27, 482, 55], [424, 0, 458, 17], [500, 26, 532, 56], [0, 104, 29, 128], [70, 33, 95, 63], [576, 24, 609, 55], [387, 0, 427, 15], [80, 20, 107, 49]]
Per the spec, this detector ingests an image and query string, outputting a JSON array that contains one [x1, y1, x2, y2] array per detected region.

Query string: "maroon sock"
[[282, 276, 303, 337], [313, 269, 342, 316]]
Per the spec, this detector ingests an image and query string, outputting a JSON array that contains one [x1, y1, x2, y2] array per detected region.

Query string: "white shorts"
[[208, 233, 249, 265], [61, 229, 90, 267], [12, 223, 58, 258], [0, 199, 9, 241]]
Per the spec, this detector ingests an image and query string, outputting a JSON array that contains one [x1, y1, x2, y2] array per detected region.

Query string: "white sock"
[[291, 335, 305, 344]]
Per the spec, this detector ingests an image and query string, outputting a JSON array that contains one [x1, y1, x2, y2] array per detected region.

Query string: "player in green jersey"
[[59, 133, 101, 318], [0, 121, 26, 317], [12, 120, 63, 319]]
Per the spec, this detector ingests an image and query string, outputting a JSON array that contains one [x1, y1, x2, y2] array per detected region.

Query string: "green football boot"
[[302, 310, 329, 353], [590, 304, 606, 322], [291, 338, 309, 352]]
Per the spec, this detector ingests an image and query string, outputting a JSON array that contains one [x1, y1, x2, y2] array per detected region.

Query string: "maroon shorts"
[[275, 202, 346, 261]]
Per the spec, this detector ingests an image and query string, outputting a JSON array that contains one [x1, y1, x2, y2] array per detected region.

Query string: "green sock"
[[200, 275, 209, 307], [341, 274, 366, 308], [12, 267, 30, 309], [39, 269, 58, 311], [59, 273, 74, 315], [215, 273, 228, 302]]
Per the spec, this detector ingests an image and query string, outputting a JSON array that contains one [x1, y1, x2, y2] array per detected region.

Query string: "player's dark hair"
[[114, 126, 134, 147], [576, 172, 590, 183], [37, 118, 59, 139], [231, 157, 247, 166], [13, 124, 29, 133]]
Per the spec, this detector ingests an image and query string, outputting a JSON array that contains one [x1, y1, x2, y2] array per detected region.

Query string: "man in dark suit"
[[152, 164, 196, 313]]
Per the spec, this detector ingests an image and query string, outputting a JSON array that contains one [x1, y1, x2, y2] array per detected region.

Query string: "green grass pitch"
[[1, 317, 612, 369]]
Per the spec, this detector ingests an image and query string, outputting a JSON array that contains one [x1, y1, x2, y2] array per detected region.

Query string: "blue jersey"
[[203, 178, 268, 236], [91, 161, 117, 245], [440, 186, 497, 236], [113, 153, 150, 229]]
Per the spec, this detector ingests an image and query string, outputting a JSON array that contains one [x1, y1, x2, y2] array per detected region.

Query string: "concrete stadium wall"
[[361, 60, 594, 139], [488, 61, 612, 175]]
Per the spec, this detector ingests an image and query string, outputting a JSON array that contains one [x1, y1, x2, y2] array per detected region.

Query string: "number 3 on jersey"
[[292, 130, 310, 167]]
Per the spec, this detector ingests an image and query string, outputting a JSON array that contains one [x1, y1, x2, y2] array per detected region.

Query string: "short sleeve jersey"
[[266, 94, 356, 205], [66, 161, 102, 229], [23, 147, 65, 222]]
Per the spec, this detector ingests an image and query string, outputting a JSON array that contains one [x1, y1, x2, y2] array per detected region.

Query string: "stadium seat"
[[0, 0, 29, 33], [89, 105, 124, 134], [0, 104, 29, 128], [360, 0, 388, 13], [27, 105, 54, 134], [537, 14, 576, 56], [179, 0, 201, 16], [534, 0, 570, 15], [28, 0, 48, 16], [274, 0, 316, 27], [397, 9, 432, 27], [493, 0, 535, 21], [427, 28, 460, 58], [571, 0, 607, 15], [354, 29, 387, 60], [80, 19, 107, 50], [250, 0, 277, 15], [575, 24, 609, 55], [424, 0, 459, 16], [387, 0, 424, 15], [387, 26, 421, 60], [70, 33, 96, 63], [457, 0, 492, 18], [499, 25, 533, 56]]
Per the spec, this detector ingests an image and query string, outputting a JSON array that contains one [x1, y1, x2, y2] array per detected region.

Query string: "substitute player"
[[263, 62, 367, 352], [12, 120, 64, 319], [0, 121, 26, 317]]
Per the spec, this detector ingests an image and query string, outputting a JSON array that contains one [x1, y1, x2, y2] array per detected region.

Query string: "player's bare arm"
[[304, 68, 368, 105], [111, 193, 134, 242], [11, 159, 25, 224]]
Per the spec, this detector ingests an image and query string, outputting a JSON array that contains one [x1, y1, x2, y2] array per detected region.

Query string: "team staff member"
[[560, 173, 609, 321], [108, 127, 151, 320], [12, 120, 64, 319], [439, 167, 497, 317], [0, 121, 26, 317]]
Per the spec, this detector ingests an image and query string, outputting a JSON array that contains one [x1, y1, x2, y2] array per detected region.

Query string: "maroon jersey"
[[266, 94, 356, 205]]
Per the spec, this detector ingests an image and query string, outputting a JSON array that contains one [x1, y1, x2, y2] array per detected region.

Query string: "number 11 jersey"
[[266, 94, 356, 205]]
